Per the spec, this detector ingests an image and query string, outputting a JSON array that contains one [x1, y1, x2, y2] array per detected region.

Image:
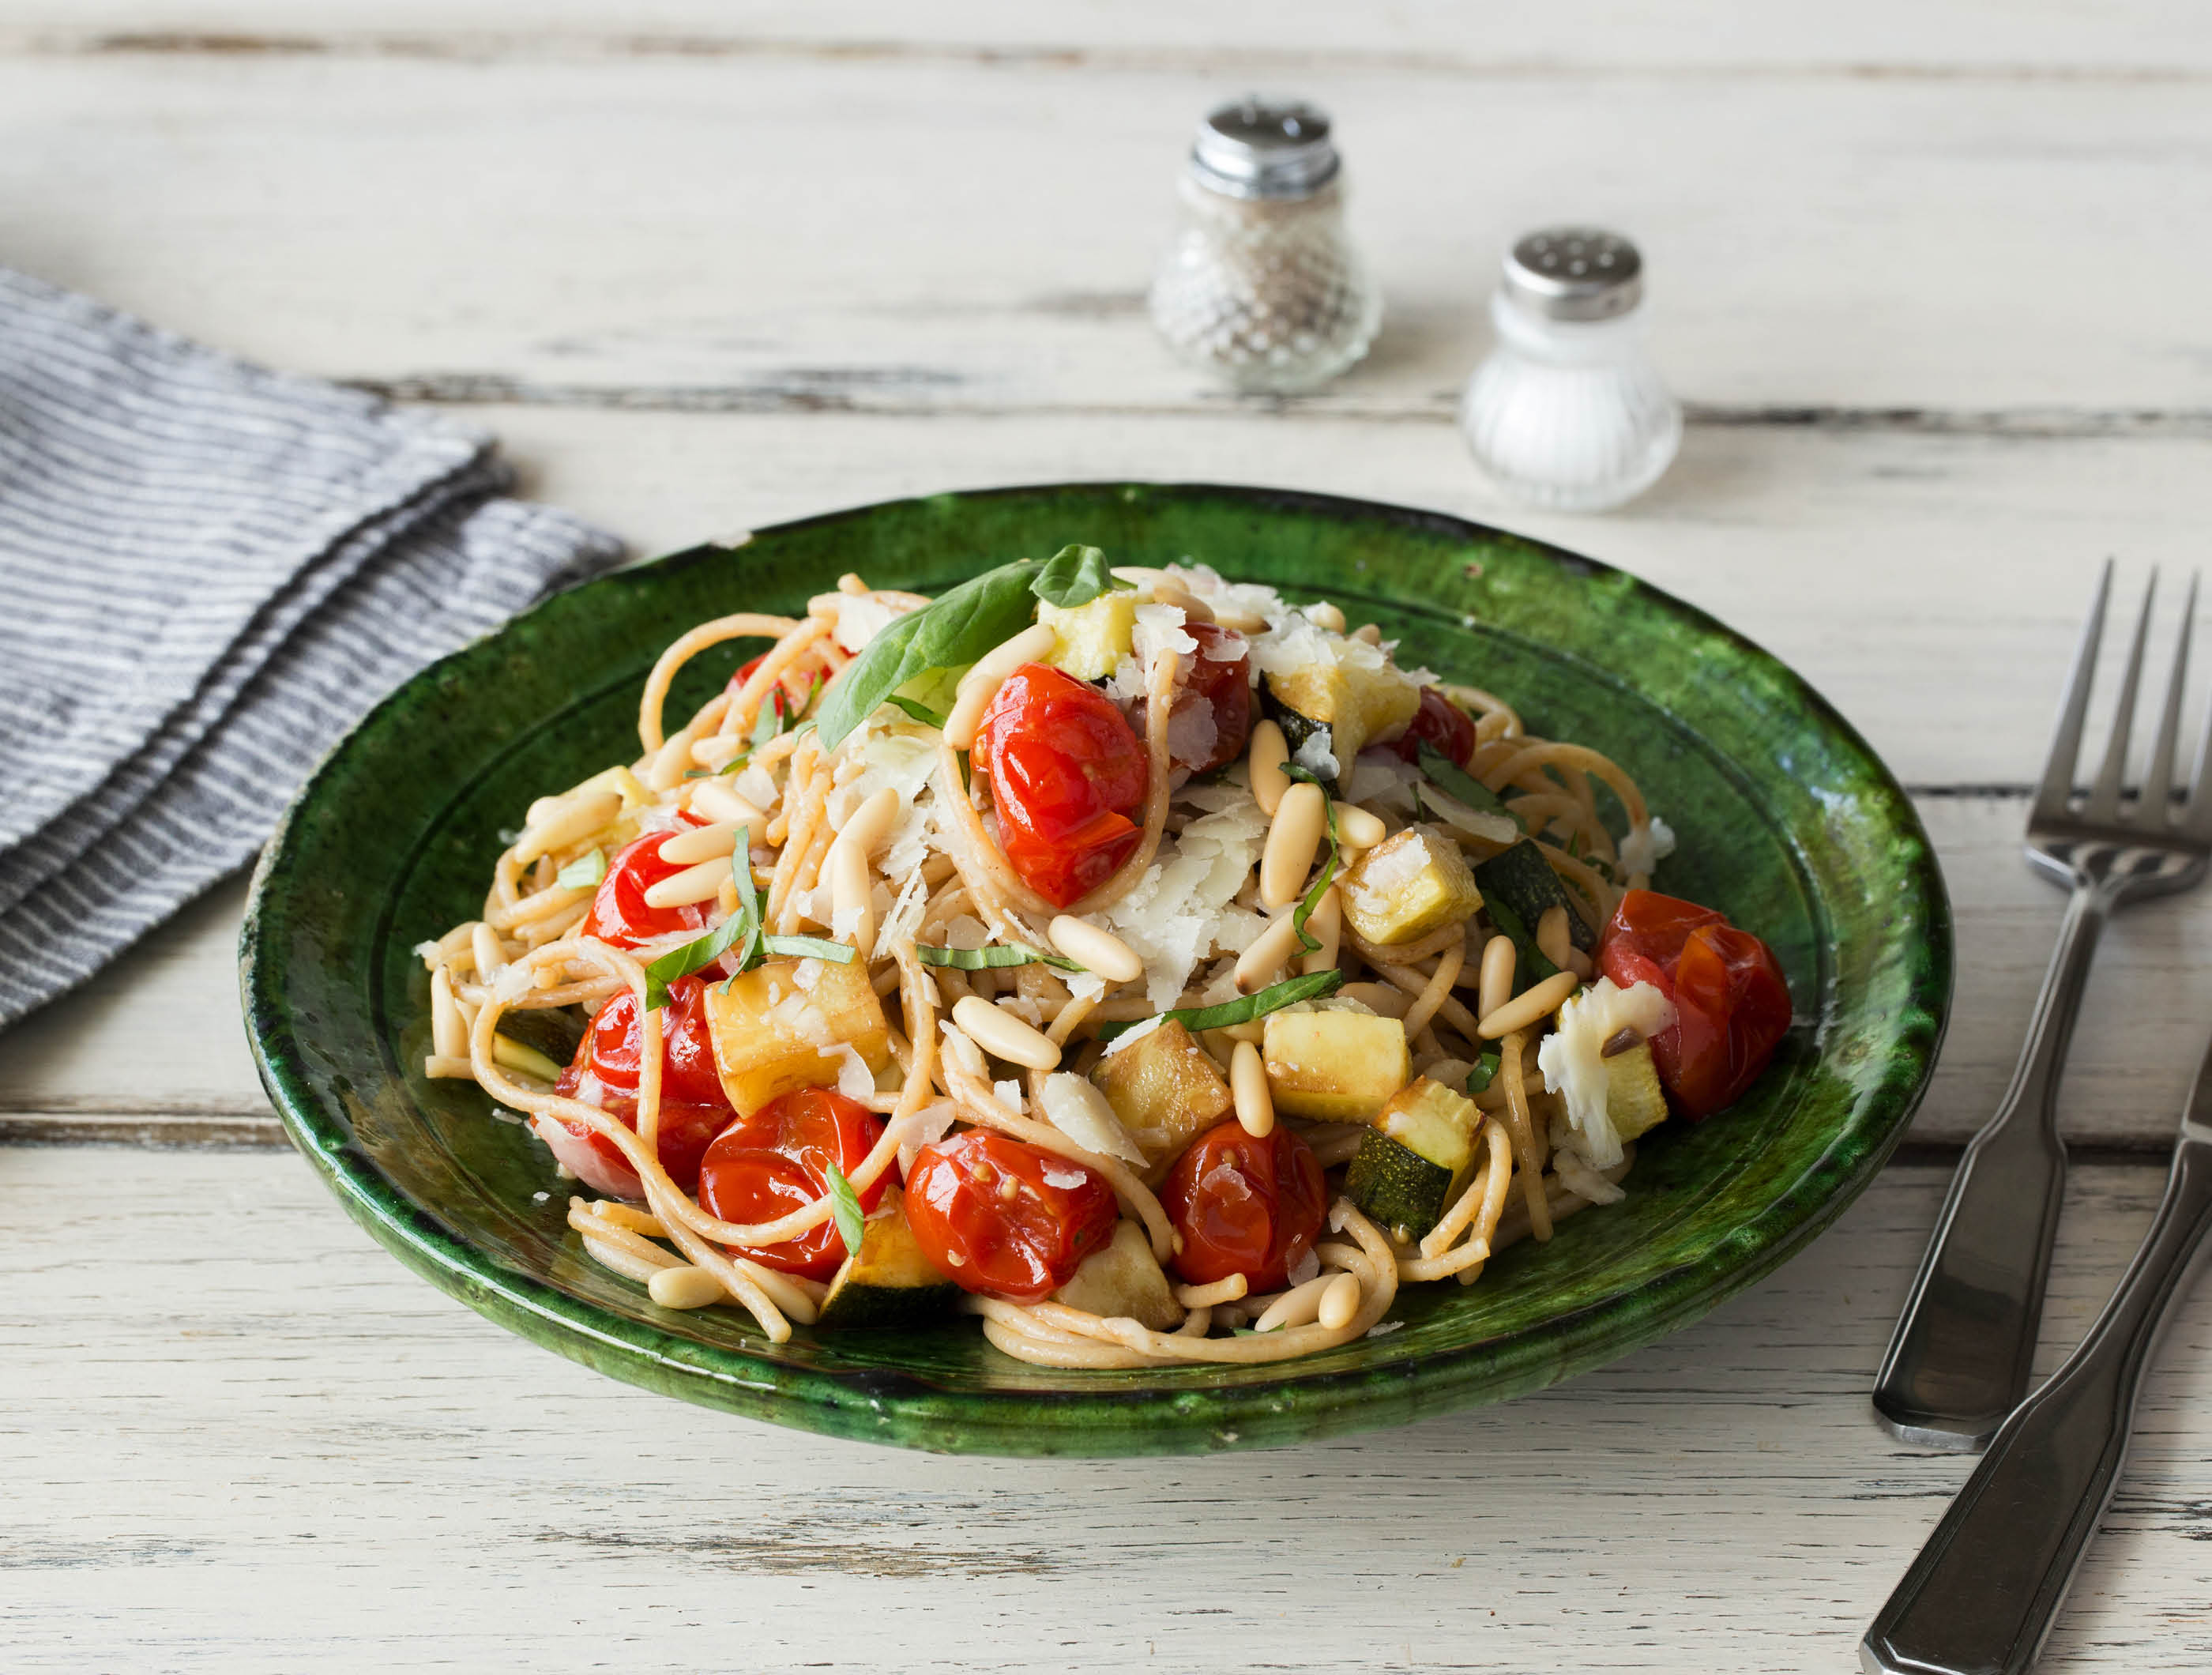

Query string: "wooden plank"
[[3, 51, 2210, 416], [2, 1146, 2206, 1670]]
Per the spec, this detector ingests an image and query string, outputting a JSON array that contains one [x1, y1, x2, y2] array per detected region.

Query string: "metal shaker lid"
[[1502, 228, 1645, 321], [1187, 97, 1341, 200]]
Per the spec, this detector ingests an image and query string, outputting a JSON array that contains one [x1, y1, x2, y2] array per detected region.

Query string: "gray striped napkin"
[[0, 269, 623, 1024]]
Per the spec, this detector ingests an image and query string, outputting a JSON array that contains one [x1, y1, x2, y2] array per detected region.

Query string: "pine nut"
[[1352, 623, 1383, 646], [470, 921, 506, 981], [660, 819, 750, 867], [833, 786, 903, 861], [514, 790, 623, 865], [832, 838, 875, 959], [1261, 781, 1326, 909], [1150, 575, 1215, 623], [1255, 1274, 1335, 1333], [1230, 1040, 1274, 1138], [423, 1054, 475, 1079], [1332, 802, 1386, 850], [590, 1203, 669, 1238], [1213, 606, 1270, 634], [944, 624, 1058, 750], [1477, 969, 1581, 1039], [646, 729, 698, 792], [647, 1264, 728, 1310], [1047, 915, 1143, 983], [1564, 946, 1595, 981], [1235, 909, 1307, 992], [1477, 932, 1517, 1021], [430, 965, 466, 1058], [1221, 1020, 1266, 1045], [1247, 721, 1292, 816], [1306, 601, 1347, 633], [1535, 905, 1575, 972], [1300, 886, 1341, 977], [1316, 1270, 1360, 1330], [689, 779, 767, 831], [837, 572, 869, 596], [643, 853, 732, 909], [951, 995, 1062, 1071]]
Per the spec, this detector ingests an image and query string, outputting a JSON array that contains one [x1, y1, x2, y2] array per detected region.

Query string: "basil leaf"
[[1096, 969, 1343, 1042], [1465, 1045, 1502, 1094], [645, 912, 754, 1009], [814, 559, 1041, 750], [760, 935, 856, 963], [1029, 544, 1128, 609], [1291, 796, 1339, 955], [824, 1161, 867, 1262], [555, 848, 606, 890], [1417, 743, 1523, 830], [885, 694, 949, 729], [916, 942, 1084, 973], [1483, 897, 1560, 988]]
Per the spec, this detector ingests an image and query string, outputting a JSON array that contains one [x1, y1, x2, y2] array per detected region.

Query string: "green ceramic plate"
[[242, 482, 1949, 1456]]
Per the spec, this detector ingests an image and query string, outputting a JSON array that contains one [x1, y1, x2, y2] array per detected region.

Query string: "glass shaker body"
[[1459, 235, 1681, 513]]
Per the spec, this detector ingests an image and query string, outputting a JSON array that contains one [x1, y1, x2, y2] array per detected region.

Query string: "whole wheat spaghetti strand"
[[1420, 1117, 1514, 1261], [1495, 1028, 1552, 1242], [1481, 741, 1648, 833], [638, 612, 803, 753], [1400, 945, 1465, 1042], [1373, 960, 1484, 1043], [1345, 919, 1468, 967], [1490, 1150, 1635, 1254], [1066, 646, 1179, 917]]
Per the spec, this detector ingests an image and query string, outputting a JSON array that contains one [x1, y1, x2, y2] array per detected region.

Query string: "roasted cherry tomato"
[[551, 974, 733, 1194], [1138, 620, 1253, 778], [1161, 1120, 1329, 1292], [1597, 889, 1793, 1120], [579, 822, 709, 948], [696, 1086, 888, 1279], [974, 662, 1149, 908], [904, 1130, 1120, 1301], [724, 650, 795, 720], [1390, 686, 1478, 768]]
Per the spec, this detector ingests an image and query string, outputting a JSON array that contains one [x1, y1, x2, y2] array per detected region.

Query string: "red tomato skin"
[[724, 651, 794, 717], [975, 663, 1150, 908], [1139, 620, 1253, 777], [904, 1131, 1120, 1302], [579, 822, 709, 948], [1390, 687, 1479, 768], [552, 974, 734, 1192], [1161, 1122, 1329, 1292], [695, 1088, 887, 1279], [1597, 890, 1793, 1120]]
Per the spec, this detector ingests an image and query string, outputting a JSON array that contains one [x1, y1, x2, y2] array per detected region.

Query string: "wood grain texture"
[[3, 47, 2210, 417], [2, 1147, 2206, 1671]]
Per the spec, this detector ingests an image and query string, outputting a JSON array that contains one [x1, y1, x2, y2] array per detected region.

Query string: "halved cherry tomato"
[[696, 1087, 887, 1279], [1161, 1120, 1329, 1291], [579, 822, 709, 948], [1137, 620, 1253, 778], [552, 974, 734, 1194], [1390, 686, 1478, 768], [974, 662, 1149, 908], [904, 1130, 1119, 1301], [1597, 889, 1793, 1120]]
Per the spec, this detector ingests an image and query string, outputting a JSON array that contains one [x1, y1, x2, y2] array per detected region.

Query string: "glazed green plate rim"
[[242, 480, 1951, 1455]]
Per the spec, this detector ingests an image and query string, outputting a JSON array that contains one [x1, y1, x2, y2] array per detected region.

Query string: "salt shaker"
[[1149, 97, 1382, 394], [1459, 228, 1681, 512]]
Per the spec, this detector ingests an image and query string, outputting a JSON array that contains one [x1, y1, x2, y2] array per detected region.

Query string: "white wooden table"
[[6, 6, 2212, 1669]]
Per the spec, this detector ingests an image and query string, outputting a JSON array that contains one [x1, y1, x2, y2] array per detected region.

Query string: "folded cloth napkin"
[[0, 268, 623, 1025]]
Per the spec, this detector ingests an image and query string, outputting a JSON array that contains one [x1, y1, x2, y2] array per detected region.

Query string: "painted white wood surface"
[[5, 1150, 2210, 1673]]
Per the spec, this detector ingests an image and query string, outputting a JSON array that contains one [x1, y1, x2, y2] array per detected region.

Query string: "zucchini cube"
[[1341, 825, 1485, 947], [1262, 1010, 1409, 1122], [1040, 592, 1138, 682], [705, 954, 891, 1116], [1090, 1018, 1233, 1174], [1052, 1219, 1180, 1330]]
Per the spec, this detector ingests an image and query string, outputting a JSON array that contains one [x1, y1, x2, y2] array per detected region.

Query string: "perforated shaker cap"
[[1187, 96, 1341, 200], [1502, 228, 1644, 322]]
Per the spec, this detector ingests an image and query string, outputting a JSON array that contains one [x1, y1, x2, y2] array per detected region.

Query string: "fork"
[[1872, 563, 2211, 1450]]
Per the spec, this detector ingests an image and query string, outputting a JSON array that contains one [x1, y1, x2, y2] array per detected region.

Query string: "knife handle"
[[1861, 1141, 2212, 1675]]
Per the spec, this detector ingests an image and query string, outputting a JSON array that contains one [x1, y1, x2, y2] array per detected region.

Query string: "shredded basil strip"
[[760, 935, 856, 963], [916, 942, 1084, 973], [1483, 897, 1560, 988], [885, 694, 950, 729], [555, 848, 606, 890], [1465, 1045, 1503, 1094], [645, 910, 754, 1009], [1416, 742, 1523, 828], [1291, 796, 1340, 955], [823, 1161, 867, 1262], [1030, 544, 1130, 610], [1096, 969, 1343, 1042], [814, 559, 1043, 750]]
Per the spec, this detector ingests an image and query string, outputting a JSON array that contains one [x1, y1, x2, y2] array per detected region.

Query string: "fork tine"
[[2185, 579, 2212, 841], [2084, 569, 2156, 822], [2142, 571, 2197, 826], [2035, 561, 2112, 822]]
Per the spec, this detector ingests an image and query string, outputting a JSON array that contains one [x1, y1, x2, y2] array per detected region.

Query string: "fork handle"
[[1861, 1139, 2212, 1675], [1872, 878, 2118, 1448]]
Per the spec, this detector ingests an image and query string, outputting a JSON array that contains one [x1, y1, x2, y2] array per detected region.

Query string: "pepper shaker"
[[1149, 97, 1382, 394], [1458, 228, 1681, 512]]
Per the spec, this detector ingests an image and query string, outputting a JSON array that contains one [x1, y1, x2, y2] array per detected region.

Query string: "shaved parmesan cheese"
[[831, 1045, 877, 1102], [832, 593, 901, 653], [1536, 977, 1675, 1169], [1619, 815, 1677, 879], [1133, 601, 1198, 667], [1038, 1073, 1147, 1165], [1102, 795, 1270, 1010], [1291, 730, 1339, 782], [993, 1078, 1025, 1113]]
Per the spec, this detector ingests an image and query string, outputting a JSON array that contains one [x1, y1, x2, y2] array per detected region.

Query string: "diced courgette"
[[1341, 825, 1484, 947], [1473, 839, 1595, 953], [705, 955, 892, 1115], [817, 1186, 961, 1327], [1090, 1018, 1234, 1176], [1262, 1010, 1409, 1122], [491, 1004, 585, 1069], [1051, 1218, 1181, 1330], [1345, 1076, 1484, 1240], [490, 1033, 566, 1084], [1040, 592, 1139, 682], [1605, 1040, 1669, 1142], [1261, 638, 1421, 767]]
